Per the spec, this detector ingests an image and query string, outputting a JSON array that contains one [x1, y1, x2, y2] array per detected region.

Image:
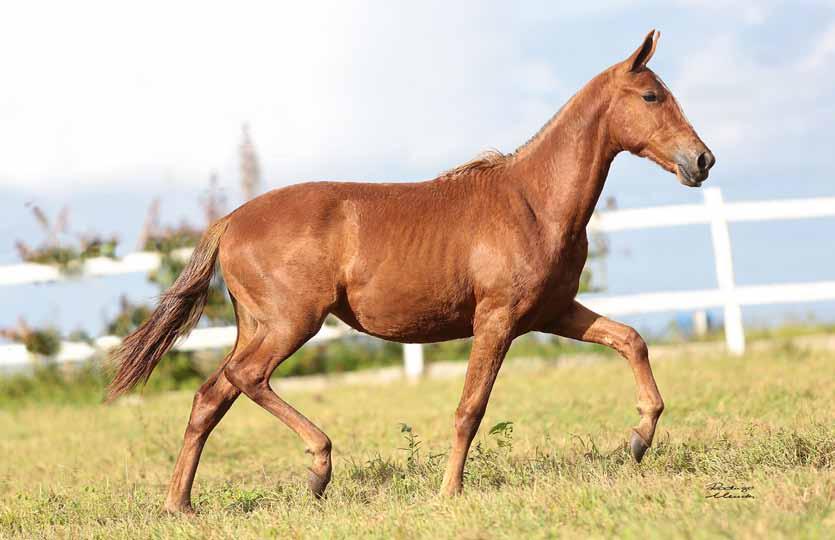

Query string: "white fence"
[[585, 188, 835, 354], [2, 187, 834, 373]]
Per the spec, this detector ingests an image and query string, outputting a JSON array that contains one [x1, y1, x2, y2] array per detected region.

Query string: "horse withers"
[[107, 30, 715, 513]]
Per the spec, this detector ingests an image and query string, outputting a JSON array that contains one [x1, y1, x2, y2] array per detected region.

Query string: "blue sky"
[[2, 1, 835, 335]]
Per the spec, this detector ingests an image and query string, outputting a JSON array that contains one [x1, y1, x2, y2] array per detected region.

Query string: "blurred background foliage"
[[15, 205, 119, 270]]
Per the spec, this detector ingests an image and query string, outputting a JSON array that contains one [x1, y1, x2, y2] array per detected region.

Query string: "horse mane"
[[440, 73, 603, 180], [441, 149, 510, 178], [440, 94, 576, 179]]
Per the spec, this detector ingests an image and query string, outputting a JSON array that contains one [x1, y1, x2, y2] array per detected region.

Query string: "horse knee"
[[621, 328, 648, 360], [454, 403, 485, 435]]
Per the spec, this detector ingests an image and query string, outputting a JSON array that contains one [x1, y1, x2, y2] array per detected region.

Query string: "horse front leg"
[[440, 311, 513, 495], [543, 300, 665, 462]]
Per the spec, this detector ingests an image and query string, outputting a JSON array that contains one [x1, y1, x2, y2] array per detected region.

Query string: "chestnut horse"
[[108, 30, 714, 513]]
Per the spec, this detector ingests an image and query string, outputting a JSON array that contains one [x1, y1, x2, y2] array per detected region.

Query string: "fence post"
[[403, 343, 424, 380], [703, 188, 745, 355]]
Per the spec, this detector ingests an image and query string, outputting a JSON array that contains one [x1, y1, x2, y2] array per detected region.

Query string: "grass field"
[[1, 342, 833, 539]]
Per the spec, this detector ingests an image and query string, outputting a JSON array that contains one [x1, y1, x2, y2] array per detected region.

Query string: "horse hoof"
[[307, 468, 330, 499], [630, 431, 650, 463], [440, 485, 463, 497], [162, 502, 196, 515]]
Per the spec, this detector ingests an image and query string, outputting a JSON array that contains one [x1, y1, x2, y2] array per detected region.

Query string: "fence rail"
[[2, 188, 834, 372], [590, 195, 835, 231], [0, 249, 192, 286], [0, 324, 354, 370]]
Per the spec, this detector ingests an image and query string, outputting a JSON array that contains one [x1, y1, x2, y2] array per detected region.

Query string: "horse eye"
[[643, 92, 658, 103]]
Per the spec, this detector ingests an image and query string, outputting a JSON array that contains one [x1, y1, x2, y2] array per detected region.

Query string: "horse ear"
[[623, 29, 659, 73]]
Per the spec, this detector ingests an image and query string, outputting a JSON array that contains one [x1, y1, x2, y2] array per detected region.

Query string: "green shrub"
[[22, 328, 62, 356], [105, 297, 152, 337]]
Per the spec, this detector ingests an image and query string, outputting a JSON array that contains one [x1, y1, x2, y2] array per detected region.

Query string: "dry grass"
[[0, 341, 833, 539]]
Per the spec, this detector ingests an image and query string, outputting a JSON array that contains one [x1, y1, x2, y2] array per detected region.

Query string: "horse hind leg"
[[163, 297, 256, 513], [163, 368, 241, 513], [223, 306, 333, 498]]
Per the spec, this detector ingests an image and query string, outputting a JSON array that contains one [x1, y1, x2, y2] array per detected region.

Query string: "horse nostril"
[[697, 150, 715, 172]]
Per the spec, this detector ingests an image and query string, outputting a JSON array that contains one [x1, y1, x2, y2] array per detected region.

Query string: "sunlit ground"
[[1, 342, 833, 539]]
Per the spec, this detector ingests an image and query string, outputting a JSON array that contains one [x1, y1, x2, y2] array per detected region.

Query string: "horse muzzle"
[[676, 149, 715, 187]]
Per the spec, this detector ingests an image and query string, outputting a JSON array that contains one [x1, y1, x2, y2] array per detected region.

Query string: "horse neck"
[[510, 74, 620, 237]]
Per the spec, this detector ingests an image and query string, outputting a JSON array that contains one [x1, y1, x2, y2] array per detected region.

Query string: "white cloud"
[[671, 26, 835, 171], [801, 21, 835, 70], [0, 1, 365, 186], [673, 0, 773, 25], [2, 1, 833, 193], [0, 0, 567, 191]]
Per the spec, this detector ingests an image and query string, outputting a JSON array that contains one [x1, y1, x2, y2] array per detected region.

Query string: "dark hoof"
[[630, 431, 650, 463], [307, 468, 330, 499]]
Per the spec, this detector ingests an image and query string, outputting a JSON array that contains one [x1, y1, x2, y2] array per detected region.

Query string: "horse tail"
[[106, 216, 231, 402]]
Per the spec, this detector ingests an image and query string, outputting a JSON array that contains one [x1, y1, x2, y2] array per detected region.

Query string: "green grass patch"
[[0, 344, 833, 538]]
